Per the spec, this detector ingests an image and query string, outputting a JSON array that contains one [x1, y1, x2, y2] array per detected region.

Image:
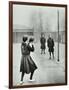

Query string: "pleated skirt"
[[20, 55, 37, 74]]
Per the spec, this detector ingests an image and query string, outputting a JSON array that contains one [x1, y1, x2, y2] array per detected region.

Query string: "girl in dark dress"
[[20, 37, 37, 83], [40, 33, 46, 54]]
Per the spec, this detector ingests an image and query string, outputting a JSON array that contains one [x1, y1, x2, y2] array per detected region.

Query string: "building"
[[13, 24, 34, 43]]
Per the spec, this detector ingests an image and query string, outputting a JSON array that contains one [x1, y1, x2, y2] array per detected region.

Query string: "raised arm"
[[28, 44, 34, 52]]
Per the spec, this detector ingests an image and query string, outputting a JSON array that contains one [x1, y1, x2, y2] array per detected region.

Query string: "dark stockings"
[[30, 71, 34, 80], [49, 52, 51, 59], [21, 71, 34, 81], [21, 72, 25, 81]]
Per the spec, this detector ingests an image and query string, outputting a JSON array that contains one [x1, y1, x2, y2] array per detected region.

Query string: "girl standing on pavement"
[[20, 37, 37, 84]]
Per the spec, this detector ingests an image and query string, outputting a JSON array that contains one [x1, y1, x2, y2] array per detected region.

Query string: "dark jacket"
[[47, 37, 54, 52], [21, 42, 29, 55]]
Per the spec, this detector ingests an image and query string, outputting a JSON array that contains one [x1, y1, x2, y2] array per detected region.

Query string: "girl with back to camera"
[[20, 37, 37, 84]]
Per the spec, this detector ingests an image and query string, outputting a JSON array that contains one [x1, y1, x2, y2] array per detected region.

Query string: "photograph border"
[[9, 1, 67, 89]]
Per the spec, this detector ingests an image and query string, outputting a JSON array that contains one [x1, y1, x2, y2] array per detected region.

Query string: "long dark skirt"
[[20, 55, 37, 74], [41, 44, 46, 49]]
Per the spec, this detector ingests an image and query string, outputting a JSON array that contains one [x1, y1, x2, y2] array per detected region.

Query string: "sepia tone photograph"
[[9, 1, 67, 88]]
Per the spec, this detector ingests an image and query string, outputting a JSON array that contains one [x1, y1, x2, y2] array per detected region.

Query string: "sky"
[[13, 4, 65, 32]]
